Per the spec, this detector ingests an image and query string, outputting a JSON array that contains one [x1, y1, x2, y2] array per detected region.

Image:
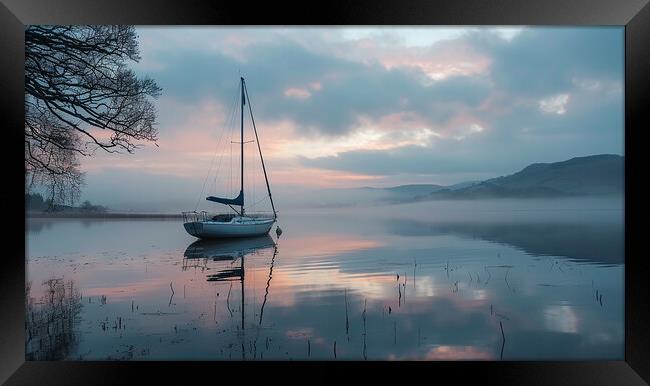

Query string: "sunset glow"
[[73, 26, 623, 211]]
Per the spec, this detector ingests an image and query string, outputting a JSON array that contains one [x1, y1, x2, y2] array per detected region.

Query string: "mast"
[[240, 77, 245, 216], [243, 80, 277, 219]]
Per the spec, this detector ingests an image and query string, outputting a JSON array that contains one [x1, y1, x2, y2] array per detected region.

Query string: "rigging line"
[[228, 80, 240, 201], [230, 81, 240, 200], [243, 81, 277, 218], [245, 128, 257, 213], [229, 133, 233, 197], [214, 82, 237, 205], [246, 140, 253, 212], [194, 144, 219, 211], [211, 84, 240, 200], [249, 196, 269, 208], [194, 79, 240, 211], [252, 131, 261, 212], [211, 110, 235, 197], [203, 106, 238, 212], [215, 82, 240, 198], [195, 114, 230, 212], [194, 102, 235, 211], [212, 82, 239, 192]]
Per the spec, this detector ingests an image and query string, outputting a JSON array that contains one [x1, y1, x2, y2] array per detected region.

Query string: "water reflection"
[[25, 278, 83, 360], [25, 204, 624, 361], [183, 235, 276, 262], [386, 219, 623, 265], [183, 236, 278, 360]]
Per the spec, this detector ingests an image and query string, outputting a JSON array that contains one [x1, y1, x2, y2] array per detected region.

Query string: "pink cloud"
[[271, 167, 382, 188], [424, 345, 493, 360], [284, 87, 312, 99], [332, 37, 492, 81]]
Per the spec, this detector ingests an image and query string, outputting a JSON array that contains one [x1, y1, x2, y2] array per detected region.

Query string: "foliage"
[[25, 26, 161, 207]]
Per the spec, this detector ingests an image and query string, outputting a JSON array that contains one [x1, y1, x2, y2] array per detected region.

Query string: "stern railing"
[[182, 211, 209, 223], [182, 210, 277, 224]]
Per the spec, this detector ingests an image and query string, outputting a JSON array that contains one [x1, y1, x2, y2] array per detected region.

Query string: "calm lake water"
[[25, 198, 624, 360]]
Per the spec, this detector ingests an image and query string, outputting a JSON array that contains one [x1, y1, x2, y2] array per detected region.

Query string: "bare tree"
[[25, 25, 161, 207]]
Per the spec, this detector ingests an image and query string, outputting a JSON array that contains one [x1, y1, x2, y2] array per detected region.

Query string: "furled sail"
[[206, 190, 244, 206]]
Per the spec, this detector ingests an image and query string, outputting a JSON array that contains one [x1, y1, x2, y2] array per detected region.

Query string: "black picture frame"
[[1, 0, 648, 384]]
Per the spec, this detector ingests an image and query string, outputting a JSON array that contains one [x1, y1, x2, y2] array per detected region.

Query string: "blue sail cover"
[[206, 190, 244, 206]]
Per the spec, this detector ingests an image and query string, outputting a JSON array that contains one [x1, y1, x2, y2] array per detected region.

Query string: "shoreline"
[[27, 212, 183, 219]]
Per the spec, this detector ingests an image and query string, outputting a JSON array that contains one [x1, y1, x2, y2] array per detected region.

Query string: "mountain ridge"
[[354, 154, 623, 203]]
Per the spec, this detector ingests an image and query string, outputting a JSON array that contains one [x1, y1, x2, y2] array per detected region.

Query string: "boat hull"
[[184, 217, 275, 239]]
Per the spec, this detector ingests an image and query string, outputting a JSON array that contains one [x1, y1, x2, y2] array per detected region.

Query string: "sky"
[[78, 26, 624, 212]]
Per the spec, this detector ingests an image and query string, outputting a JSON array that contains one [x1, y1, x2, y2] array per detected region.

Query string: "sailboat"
[[183, 77, 277, 239]]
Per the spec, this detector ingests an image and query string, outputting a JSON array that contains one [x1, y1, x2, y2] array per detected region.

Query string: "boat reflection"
[[182, 235, 276, 271], [182, 235, 278, 360], [183, 235, 276, 261]]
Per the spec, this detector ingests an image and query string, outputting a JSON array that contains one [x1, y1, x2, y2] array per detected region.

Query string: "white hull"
[[184, 216, 275, 239]]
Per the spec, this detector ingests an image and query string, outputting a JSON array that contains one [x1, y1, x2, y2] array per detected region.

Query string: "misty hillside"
[[359, 184, 445, 196], [487, 154, 622, 194], [356, 181, 481, 201], [348, 154, 624, 205], [428, 154, 623, 200]]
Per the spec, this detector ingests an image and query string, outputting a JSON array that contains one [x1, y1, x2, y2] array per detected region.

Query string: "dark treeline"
[[26, 192, 107, 213]]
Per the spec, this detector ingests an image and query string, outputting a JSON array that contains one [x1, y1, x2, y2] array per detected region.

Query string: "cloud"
[[539, 94, 570, 115], [133, 32, 495, 138], [78, 26, 624, 205], [135, 27, 622, 144], [300, 142, 516, 176], [469, 27, 623, 95], [284, 87, 312, 99]]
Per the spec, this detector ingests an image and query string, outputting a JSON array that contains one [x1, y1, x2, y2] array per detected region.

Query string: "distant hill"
[[357, 181, 480, 199], [432, 154, 623, 199], [352, 154, 623, 203], [377, 184, 447, 201], [385, 184, 446, 195]]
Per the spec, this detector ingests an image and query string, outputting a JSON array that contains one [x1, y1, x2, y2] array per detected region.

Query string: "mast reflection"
[[182, 235, 278, 360]]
